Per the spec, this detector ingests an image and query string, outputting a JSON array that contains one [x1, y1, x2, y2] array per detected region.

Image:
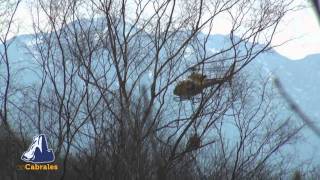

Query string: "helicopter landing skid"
[[173, 96, 201, 103]]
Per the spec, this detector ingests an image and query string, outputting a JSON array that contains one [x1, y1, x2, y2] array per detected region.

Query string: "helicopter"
[[173, 63, 235, 101]]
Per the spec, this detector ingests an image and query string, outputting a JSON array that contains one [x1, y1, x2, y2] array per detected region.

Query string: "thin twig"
[[274, 78, 320, 138]]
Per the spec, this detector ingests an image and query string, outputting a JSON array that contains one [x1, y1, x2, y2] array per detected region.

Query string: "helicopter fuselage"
[[173, 77, 226, 98]]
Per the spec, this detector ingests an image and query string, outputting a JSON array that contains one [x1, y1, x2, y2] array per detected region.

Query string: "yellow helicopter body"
[[173, 72, 225, 98]]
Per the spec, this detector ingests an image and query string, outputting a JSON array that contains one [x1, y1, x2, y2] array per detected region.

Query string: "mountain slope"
[[2, 32, 320, 164]]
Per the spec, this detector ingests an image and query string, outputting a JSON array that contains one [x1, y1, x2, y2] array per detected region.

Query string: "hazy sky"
[[13, 0, 320, 60], [271, 1, 320, 60]]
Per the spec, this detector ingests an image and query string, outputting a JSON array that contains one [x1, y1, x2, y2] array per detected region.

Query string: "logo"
[[18, 134, 58, 171]]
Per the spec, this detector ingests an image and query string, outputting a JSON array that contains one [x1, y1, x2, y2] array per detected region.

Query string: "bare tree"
[[0, 0, 21, 130]]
